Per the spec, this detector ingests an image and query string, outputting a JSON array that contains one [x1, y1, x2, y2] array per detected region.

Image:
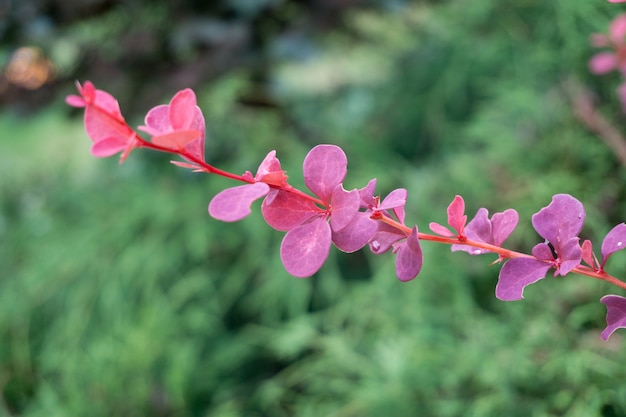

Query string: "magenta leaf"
[[531, 194, 584, 275], [532, 194, 584, 248], [447, 195, 467, 236], [378, 188, 407, 223], [491, 209, 519, 246], [303, 145, 347, 203], [280, 218, 331, 277], [208, 183, 270, 222], [332, 213, 378, 252], [357, 178, 377, 207], [428, 222, 455, 237], [600, 295, 626, 340], [452, 208, 518, 255], [495, 257, 552, 301], [369, 223, 406, 254], [395, 226, 423, 282], [531, 242, 554, 261], [262, 190, 320, 231], [600, 223, 626, 268], [329, 185, 360, 232]]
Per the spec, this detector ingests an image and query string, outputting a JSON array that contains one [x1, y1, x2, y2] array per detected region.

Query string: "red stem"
[[378, 211, 626, 291], [92, 101, 626, 292]]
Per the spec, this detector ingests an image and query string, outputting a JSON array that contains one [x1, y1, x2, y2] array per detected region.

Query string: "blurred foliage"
[[3, 0, 626, 416]]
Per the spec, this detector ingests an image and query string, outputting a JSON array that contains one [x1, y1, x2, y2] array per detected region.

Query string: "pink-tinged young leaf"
[[329, 185, 359, 232], [357, 178, 377, 207], [170, 161, 204, 171], [141, 105, 169, 135], [139, 88, 206, 161], [491, 209, 519, 245], [208, 183, 270, 222], [600, 294, 626, 340], [151, 130, 202, 150], [451, 208, 491, 255], [332, 213, 378, 253], [428, 222, 454, 237], [254, 150, 288, 186], [91, 136, 132, 158], [169, 88, 198, 130], [280, 218, 331, 277], [601, 223, 626, 268], [378, 188, 407, 211], [495, 257, 552, 301], [262, 189, 320, 231], [378, 188, 407, 223], [447, 195, 467, 236], [303, 145, 347, 203], [369, 223, 406, 254], [91, 133, 140, 163], [581, 239, 597, 269], [395, 226, 423, 282], [589, 53, 617, 74], [610, 14, 626, 43]]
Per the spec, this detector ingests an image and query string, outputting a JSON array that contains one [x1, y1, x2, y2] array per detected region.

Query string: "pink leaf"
[[379, 188, 407, 223], [491, 209, 519, 246], [329, 185, 359, 232], [557, 238, 584, 276], [452, 208, 491, 254], [451, 208, 519, 255], [169, 88, 197, 130], [610, 13, 626, 43], [303, 145, 347, 203], [91, 136, 131, 158], [531, 194, 584, 268], [141, 105, 170, 135], [332, 213, 378, 253], [84, 103, 130, 143], [280, 218, 331, 278], [139, 88, 206, 162], [262, 189, 319, 231], [601, 223, 626, 268], [531, 243, 554, 261], [208, 183, 270, 222], [357, 178, 377, 207], [589, 53, 617, 75], [581, 239, 597, 269], [600, 295, 626, 341], [495, 257, 552, 301], [378, 188, 407, 211], [254, 150, 288, 187], [369, 223, 406, 254], [255, 150, 281, 178], [429, 222, 454, 237], [395, 226, 423, 282], [151, 130, 202, 149], [447, 195, 467, 236]]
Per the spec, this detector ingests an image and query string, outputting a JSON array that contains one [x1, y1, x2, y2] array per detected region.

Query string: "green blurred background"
[[3, 0, 626, 415]]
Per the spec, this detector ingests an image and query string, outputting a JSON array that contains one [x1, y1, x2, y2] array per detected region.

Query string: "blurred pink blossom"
[[589, 14, 626, 75]]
